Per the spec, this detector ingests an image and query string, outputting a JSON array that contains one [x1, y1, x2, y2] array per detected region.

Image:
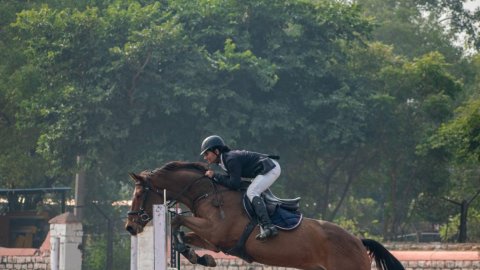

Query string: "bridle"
[[127, 173, 217, 225], [127, 180, 165, 224]]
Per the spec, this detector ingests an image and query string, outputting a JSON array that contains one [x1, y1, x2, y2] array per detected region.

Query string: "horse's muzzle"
[[125, 221, 143, 236]]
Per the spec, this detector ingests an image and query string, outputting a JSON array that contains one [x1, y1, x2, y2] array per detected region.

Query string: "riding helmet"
[[200, 135, 225, 155]]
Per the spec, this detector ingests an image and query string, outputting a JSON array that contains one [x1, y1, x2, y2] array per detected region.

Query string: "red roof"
[[392, 250, 480, 261], [0, 247, 39, 256]]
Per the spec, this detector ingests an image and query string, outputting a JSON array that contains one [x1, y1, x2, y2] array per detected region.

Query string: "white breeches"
[[246, 159, 281, 201]]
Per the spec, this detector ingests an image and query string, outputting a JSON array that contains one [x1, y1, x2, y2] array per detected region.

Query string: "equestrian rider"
[[201, 135, 280, 240]]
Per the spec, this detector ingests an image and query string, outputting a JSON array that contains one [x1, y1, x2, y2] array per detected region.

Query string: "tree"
[[426, 81, 480, 241], [354, 0, 478, 59], [0, 1, 55, 190], [373, 52, 461, 239], [444, 190, 480, 242]]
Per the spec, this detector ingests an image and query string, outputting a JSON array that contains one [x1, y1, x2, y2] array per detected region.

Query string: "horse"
[[125, 161, 404, 270]]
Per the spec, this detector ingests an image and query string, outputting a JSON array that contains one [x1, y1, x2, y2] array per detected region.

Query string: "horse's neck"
[[165, 170, 212, 207]]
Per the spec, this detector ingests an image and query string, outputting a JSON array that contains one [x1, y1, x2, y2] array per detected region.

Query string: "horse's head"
[[125, 171, 165, 235], [125, 161, 209, 235]]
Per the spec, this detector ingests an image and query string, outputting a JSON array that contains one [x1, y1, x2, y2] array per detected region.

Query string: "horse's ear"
[[128, 172, 141, 182]]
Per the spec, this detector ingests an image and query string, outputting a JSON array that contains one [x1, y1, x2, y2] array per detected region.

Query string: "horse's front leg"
[[171, 215, 217, 267], [172, 214, 218, 238], [183, 232, 221, 252]]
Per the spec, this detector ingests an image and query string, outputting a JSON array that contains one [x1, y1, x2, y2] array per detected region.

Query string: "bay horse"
[[125, 161, 404, 270]]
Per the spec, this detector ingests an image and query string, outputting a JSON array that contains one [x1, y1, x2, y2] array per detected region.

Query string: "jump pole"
[[131, 191, 178, 270]]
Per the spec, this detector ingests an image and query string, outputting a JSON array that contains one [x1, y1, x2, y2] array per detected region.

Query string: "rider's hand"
[[205, 170, 214, 178]]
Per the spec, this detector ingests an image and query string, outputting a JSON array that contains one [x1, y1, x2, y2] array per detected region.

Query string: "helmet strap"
[[212, 149, 221, 163]]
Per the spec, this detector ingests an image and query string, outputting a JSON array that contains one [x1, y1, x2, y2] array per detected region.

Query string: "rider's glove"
[[212, 174, 223, 185]]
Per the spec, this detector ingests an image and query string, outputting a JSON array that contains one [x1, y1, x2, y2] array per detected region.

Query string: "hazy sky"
[[464, 0, 480, 11]]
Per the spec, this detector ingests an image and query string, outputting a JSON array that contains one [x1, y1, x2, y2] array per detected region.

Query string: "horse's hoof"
[[182, 248, 198, 264], [198, 255, 217, 267]]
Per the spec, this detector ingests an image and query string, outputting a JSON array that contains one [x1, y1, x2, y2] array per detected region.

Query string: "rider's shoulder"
[[226, 150, 267, 160], [226, 149, 256, 156]]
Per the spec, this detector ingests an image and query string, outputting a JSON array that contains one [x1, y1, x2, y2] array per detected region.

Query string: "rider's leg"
[[247, 159, 281, 240], [251, 196, 279, 240]]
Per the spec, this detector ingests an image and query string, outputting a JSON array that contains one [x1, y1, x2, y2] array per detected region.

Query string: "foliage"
[[335, 197, 382, 236], [83, 233, 130, 270], [440, 208, 480, 242], [429, 98, 480, 161], [355, 0, 478, 58]]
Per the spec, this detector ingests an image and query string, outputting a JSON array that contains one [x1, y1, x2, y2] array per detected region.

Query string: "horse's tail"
[[362, 239, 405, 270]]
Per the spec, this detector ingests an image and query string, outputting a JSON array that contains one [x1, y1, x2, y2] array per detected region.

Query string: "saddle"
[[221, 182, 303, 262], [243, 190, 302, 230], [238, 180, 302, 226]]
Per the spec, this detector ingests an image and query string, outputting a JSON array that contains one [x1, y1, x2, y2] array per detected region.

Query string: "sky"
[[461, 1, 480, 55], [464, 0, 480, 11]]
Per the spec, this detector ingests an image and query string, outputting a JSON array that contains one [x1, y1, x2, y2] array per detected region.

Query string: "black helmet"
[[200, 135, 225, 155]]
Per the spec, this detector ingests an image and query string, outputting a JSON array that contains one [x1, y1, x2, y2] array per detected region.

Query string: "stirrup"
[[256, 225, 278, 240]]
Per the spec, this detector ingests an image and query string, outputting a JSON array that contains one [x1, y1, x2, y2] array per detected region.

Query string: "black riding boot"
[[252, 196, 278, 240]]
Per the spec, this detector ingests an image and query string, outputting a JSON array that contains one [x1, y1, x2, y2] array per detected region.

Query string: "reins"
[[191, 180, 226, 218], [168, 173, 226, 218], [128, 171, 225, 224]]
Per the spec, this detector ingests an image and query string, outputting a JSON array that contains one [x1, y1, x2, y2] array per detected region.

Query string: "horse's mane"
[[152, 161, 208, 176]]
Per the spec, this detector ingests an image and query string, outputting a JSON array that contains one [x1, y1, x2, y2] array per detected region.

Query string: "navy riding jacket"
[[213, 150, 276, 190]]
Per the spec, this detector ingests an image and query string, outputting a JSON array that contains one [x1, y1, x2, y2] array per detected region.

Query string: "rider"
[[200, 135, 280, 240]]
